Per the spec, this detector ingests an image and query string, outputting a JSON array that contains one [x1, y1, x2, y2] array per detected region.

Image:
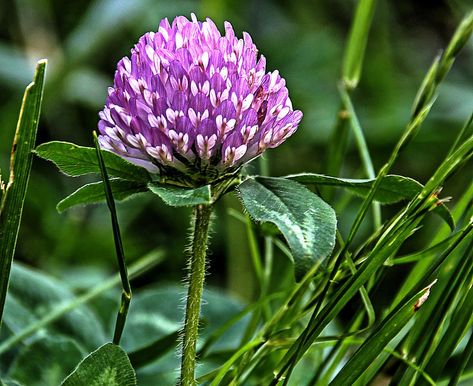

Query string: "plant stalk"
[[93, 132, 132, 345], [180, 204, 213, 386]]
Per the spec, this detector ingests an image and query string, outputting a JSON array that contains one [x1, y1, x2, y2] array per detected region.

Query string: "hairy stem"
[[180, 204, 213, 386]]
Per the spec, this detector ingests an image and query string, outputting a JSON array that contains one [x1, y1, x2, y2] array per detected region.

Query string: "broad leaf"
[[285, 173, 423, 204], [237, 177, 337, 278], [61, 343, 136, 386], [121, 284, 248, 381], [148, 183, 211, 207], [35, 141, 150, 182], [0, 380, 22, 386], [286, 173, 454, 229], [5, 263, 106, 350], [57, 179, 148, 212], [9, 336, 84, 386]]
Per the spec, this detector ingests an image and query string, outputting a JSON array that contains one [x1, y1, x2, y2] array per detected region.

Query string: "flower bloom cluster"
[[98, 14, 302, 183]]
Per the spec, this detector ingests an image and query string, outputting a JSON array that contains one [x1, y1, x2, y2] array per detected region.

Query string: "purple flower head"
[[98, 14, 302, 185]]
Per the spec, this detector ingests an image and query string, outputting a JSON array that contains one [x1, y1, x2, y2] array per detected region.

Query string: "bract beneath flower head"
[[98, 13, 302, 187]]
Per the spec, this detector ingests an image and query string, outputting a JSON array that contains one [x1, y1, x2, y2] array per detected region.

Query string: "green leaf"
[[9, 336, 85, 386], [286, 173, 423, 204], [342, 0, 377, 88], [0, 380, 23, 386], [61, 343, 137, 386], [120, 283, 247, 378], [329, 282, 436, 386], [57, 179, 148, 212], [0, 60, 46, 323], [0, 254, 163, 357], [5, 263, 106, 350], [128, 330, 180, 368], [286, 172, 454, 229], [237, 177, 337, 278], [35, 141, 150, 182], [148, 183, 211, 207]]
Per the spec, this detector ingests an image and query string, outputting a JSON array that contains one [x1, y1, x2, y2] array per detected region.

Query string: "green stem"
[[180, 204, 213, 386], [93, 132, 131, 345]]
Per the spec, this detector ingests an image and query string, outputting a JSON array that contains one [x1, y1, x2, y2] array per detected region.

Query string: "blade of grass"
[[447, 112, 473, 158], [329, 281, 437, 386], [421, 273, 473, 384], [206, 338, 265, 386], [446, 324, 473, 386], [342, 0, 377, 89], [0, 59, 46, 324], [339, 84, 381, 228], [393, 230, 473, 385], [93, 131, 131, 345], [276, 133, 472, 384]]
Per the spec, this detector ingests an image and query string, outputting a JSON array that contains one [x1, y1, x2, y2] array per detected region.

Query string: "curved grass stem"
[[93, 132, 132, 345]]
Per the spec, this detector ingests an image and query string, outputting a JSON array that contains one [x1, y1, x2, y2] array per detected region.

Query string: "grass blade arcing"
[[0, 59, 47, 324]]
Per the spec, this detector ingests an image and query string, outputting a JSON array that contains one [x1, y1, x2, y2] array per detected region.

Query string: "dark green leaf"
[[121, 284, 247, 376], [35, 141, 150, 182], [148, 183, 211, 206], [286, 173, 423, 204], [237, 177, 337, 278], [6, 263, 106, 350], [286, 173, 454, 230], [0, 380, 23, 386], [9, 336, 84, 386], [128, 330, 179, 368], [61, 343, 137, 386], [57, 179, 148, 212], [0, 60, 46, 323]]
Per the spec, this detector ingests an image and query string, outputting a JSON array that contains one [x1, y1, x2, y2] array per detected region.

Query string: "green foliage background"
[[0, 0, 472, 384], [0, 0, 469, 291]]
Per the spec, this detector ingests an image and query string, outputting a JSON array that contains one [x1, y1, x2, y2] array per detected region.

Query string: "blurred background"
[[0, 0, 472, 300]]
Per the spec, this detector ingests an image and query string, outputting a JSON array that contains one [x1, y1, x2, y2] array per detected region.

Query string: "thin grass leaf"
[[329, 281, 436, 386], [388, 234, 459, 265], [0, 60, 46, 324], [271, 208, 427, 384], [421, 277, 473, 384], [393, 181, 473, 306], [338, 84, 381, 227], [412, 10, 473, 117], [93, 131, 131, 345], [206, 338, 265, 386], [447, 112, 473, 158], [342, 0, 377, 88], [393, 232, 473, 385], [446, 326, 473, 386]]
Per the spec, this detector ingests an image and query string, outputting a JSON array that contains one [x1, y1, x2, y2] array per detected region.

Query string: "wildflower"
[[98, 14, 302, 186]]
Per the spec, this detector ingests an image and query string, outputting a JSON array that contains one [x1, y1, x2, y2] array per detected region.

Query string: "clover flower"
[[98, 14, 302, 185]]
